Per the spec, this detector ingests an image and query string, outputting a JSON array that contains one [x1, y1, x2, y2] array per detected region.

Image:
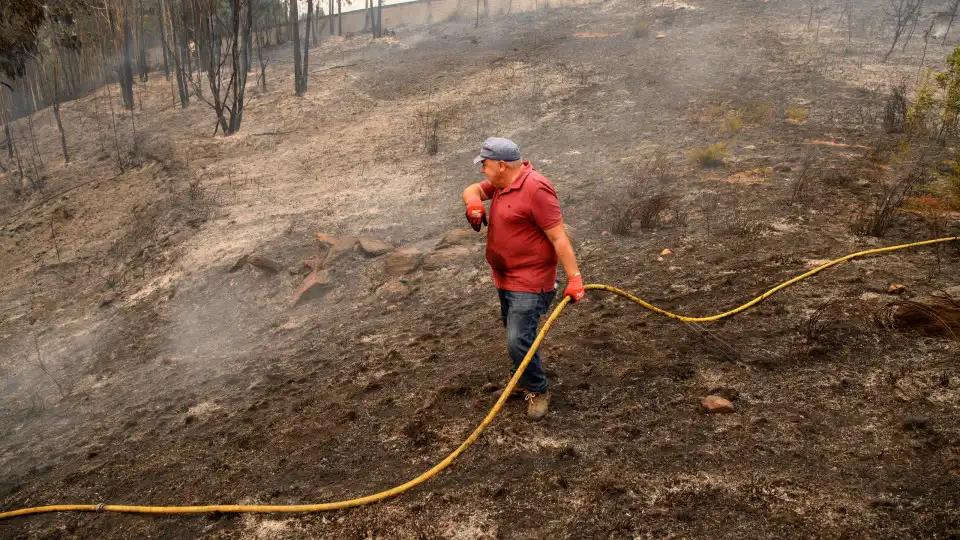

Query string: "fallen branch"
[[310, 63, 357, 73], [250, 130, 297, 136], [34, 335, 65, 399]]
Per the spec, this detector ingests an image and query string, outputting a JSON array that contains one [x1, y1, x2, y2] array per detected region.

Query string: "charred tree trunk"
[[49, 55, 70, 163], [328, 0, 334, 35], [337, 0, 342, 36], [165, 0, 189, 107], [244, 0, 253, 73], [136, 0, 149, 81], [158, 0, 171, 80], [116, 6, 136, 110], [193, 1, 205, 98], [303, 0, 312, 90], [187, 0, 250, 135], [199, 5, 229, 135], [184, 1, 196, 92], [291, 0, 304, 95], [227, 0, 249, 133], [377, 0, 383, 37], [255, 28, 268, 91]]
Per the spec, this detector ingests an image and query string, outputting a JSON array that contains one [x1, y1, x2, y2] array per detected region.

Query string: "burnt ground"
[[1, 0, 959, 538]]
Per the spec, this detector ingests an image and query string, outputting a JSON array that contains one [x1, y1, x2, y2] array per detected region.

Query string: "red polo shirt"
[[479, 163, 563, 293]]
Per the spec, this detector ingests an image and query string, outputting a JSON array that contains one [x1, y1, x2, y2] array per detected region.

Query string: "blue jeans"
[[498, 288, 556, 394]]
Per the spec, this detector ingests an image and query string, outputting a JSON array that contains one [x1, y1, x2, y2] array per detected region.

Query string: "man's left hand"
[[465, 198, 487, 232], [564, 274, 585, 302]]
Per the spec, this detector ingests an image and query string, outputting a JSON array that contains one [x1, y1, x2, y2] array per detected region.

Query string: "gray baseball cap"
[[473, 137, 521, 164]]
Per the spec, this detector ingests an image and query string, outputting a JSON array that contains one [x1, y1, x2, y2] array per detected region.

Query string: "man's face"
[[480, 159, 507, 187]]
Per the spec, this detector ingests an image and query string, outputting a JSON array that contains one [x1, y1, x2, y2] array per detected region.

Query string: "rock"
[[701, 395, 735, 413], [292, 269, 331, 305], [325, 235, 358, 262], [424, 246, 471, 270], [357, 237, 391, 257], [655, 32, 666, 38], [887, 283, 906, 295], [227, 255, 248, 272], [315, 233, 338, 246], [385, 248, 424, 275], [247, 254, 283, 273], [437, 229, 479, 248], [377, 278, 411, 299], [315, 233, 358, 261], [601, 231, 610, 237], [99, 293, 116, 307], [481, 382, 500, 393], [706, 387, 740, 401], [660, 248, 674, 256]]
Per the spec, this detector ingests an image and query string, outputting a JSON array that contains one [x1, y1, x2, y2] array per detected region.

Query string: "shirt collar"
[[500, 162, 533, 194]]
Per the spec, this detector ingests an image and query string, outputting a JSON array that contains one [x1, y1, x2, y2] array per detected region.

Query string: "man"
[[461, 137, 586, 421]]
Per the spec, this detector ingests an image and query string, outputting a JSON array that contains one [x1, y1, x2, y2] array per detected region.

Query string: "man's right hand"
[[466, 198, 487, 232]]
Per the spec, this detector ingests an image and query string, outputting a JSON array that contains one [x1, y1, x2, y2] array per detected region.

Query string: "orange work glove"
[[465, 198, 487, 232], [564, 273, 586, 302]]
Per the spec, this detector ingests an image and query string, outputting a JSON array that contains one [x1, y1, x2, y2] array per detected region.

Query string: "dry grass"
[[701, 97, 729, 122], [415, 107, 453, 155], [722, 113, 743, 136], [688, 143, 728, 168], [786, 106, 809, 123], [883, 83, 907, 134], [609, 187, 673, 235], [738, 99, 773, 125], [852, 157, 928, 237], [795, 298, 875, 360], [790, 156, 814, 203], [608, 153, 677, 234]]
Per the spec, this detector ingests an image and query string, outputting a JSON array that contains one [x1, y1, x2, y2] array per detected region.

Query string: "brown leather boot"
[[524, 391, 550, 421]]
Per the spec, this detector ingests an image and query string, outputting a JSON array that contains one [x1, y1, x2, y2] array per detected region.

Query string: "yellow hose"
[[1, 235, 957, 520]]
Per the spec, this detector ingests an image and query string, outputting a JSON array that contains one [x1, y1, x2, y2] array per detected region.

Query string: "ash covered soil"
[[0, 0, 959, 538]]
